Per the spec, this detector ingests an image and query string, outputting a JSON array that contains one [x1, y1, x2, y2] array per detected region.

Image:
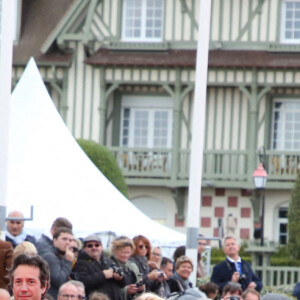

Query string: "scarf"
[[5, 228, 28, 245], [172, 271, 191, 291]]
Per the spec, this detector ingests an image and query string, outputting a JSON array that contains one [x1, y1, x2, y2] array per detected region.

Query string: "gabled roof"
[[13, 0, 75, 66], [85, 48, 300, 69]]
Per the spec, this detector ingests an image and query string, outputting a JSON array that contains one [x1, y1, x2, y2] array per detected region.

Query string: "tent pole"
[[0, 0, 14, 239], [186, 0, 212, 285]]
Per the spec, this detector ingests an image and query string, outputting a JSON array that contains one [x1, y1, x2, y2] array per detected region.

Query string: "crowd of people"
[[0, 211, 286, 300]]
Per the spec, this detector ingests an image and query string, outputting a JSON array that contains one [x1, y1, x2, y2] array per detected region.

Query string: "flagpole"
[[0, 0, 14, 239], [186, 0, 212, 285]]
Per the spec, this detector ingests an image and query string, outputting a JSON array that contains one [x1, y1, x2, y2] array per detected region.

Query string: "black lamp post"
[[252, 163, 268, 246]]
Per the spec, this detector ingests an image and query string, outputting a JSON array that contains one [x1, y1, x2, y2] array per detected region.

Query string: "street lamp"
[[252, 163, 268, 246]]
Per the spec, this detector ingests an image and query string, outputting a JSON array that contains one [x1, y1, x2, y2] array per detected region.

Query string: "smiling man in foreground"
[[9, 254, 50, 300]]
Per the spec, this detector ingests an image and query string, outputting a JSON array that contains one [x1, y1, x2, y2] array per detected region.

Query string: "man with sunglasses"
[[72, 234, 125, 299], [41, 227, 74, 299]]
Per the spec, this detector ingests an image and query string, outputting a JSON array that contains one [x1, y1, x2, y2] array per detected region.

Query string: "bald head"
[[7, 211, 24, 236], [0, 288, 11, 300]]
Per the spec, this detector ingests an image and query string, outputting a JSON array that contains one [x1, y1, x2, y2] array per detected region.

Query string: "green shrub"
[[288, 172, 300, 259], [77, 139, 128, 198]]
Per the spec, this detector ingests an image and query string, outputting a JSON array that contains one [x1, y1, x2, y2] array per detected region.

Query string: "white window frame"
[[271, 99, 300, 150], [120, 95, 173, 148], [281, 0, 300, 43], [121, 0, 164, 42]]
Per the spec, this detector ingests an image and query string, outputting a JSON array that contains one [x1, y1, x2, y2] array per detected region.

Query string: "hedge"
[[77, 139, 128, 198]]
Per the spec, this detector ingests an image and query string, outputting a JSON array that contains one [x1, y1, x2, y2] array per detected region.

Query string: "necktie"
[[235, 262, 242, 274]]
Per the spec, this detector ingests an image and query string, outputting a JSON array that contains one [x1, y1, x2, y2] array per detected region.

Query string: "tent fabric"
[[7, 58, 186, 245]]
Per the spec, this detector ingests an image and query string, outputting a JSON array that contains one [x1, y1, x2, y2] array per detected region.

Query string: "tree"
[[77, 139, 128, 198], [288, 172, 300, 259]]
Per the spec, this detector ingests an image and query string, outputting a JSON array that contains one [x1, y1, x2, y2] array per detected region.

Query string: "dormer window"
[[122, 0, 164, 42], [281, 0, 300, 43]]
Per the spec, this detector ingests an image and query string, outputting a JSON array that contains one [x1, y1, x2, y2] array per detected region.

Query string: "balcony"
[[109, 147, 300, 188]]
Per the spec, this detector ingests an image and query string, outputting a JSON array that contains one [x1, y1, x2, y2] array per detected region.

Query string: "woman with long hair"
[[129, 235, 161, 290]]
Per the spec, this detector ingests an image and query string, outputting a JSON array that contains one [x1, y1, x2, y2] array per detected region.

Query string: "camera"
[[136, 279, 145, 287], [158, 271, 164, 278], [229, 296, 240, 300], [239, 274, 247, 282], [111, 264, 124, 277]]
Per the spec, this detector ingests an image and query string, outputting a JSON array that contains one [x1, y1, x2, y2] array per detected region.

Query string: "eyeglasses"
[[60, 295, 85, 300], [138, 245, 149, 250], [70, 247, 79, 252], [86, 243, 101, 248], [198, 242, 206, 246], [152, 252, 161, 257], [61, 295, 76, 299]]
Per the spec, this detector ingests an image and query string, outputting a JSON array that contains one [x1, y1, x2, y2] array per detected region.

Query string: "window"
[[120, 96, 173, 148], [119, 95, 172, 172], [122, 0, 164, 42], [278, 207, 288, 245], [281, 0, 300, 43], [272, 100, 300, 150]]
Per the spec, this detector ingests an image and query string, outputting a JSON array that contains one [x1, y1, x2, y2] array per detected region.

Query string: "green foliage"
[[77, 139, 128, 198], [270, 245, 300, 266], [288, 172, 300, 259]]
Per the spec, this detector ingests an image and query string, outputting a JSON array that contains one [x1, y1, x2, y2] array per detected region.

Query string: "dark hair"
[[51, 217, 72, 230], [160, 257, 173, 269], [222, 282, 242, 296], [173, 245, 185, 262], [199, 282, 219, 296], [53, 227, 73, 239], [132, 235, 152, 260], [9, 254, 50, 294]]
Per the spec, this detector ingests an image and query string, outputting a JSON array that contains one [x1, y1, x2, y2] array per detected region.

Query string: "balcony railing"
[[109, 147, 300, 185], [266, 150, 300, 181]]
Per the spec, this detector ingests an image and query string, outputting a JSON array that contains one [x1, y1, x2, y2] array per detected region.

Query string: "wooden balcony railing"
[[109, 147, 300, 185], [266, 150, 300, 181]]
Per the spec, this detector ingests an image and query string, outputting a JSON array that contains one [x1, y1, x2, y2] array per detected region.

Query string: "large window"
[[272, 100, 300, 150], [281, 0, 300, 43], [120, 96, 172, 148], [119, 95, 172, 172], [122, 0, 164, 42]]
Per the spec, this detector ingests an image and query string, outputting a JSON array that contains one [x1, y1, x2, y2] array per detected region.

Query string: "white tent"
[[6, 58, 186, 246]]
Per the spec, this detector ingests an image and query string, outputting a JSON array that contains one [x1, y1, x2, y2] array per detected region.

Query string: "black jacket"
[[72, 251, 127, 300], [41, 246, 72, 299], [210, 258, 263, 292]]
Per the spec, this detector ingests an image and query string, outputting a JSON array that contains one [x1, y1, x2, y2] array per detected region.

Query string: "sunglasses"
[[138, 245, 149, 250], [70, 247, 78, 252], [86, 243, 101, 248]]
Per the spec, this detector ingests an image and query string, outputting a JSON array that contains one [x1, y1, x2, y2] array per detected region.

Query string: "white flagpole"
[[186, 0, 212, 285], [0, 0, 14, 239]]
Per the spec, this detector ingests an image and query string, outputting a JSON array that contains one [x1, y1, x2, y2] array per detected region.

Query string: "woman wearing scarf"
[[168, 255, 194, 293]]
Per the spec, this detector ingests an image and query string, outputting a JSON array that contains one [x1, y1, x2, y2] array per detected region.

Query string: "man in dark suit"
[[211, 236, 262, 293], [0, 240, 14, 290]]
